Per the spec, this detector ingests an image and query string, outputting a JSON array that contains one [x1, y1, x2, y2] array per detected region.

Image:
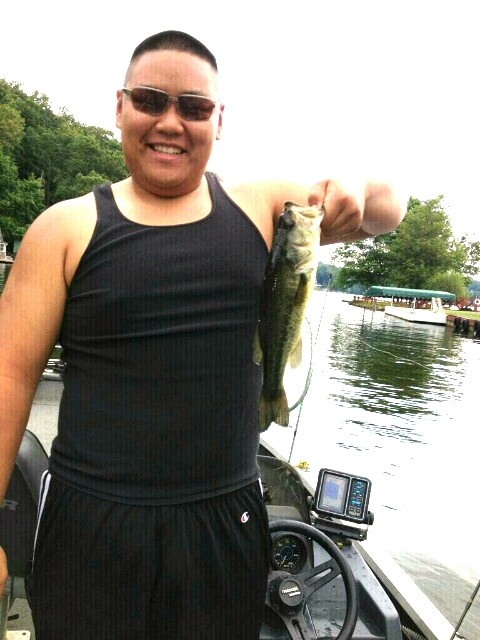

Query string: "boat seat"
[[0, 429, 49, 598]]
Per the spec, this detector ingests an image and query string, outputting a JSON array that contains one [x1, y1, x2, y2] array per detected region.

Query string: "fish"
[[253, 201, 324, 432]]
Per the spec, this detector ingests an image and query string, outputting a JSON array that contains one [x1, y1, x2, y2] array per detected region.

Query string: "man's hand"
[[308, 179, 365, 242]]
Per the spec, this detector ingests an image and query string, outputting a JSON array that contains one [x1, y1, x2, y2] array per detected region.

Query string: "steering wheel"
[[265, 520, 358, 640]]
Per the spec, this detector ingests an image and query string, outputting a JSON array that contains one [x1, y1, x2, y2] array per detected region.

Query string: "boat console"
[[257, 449, 404, 640]]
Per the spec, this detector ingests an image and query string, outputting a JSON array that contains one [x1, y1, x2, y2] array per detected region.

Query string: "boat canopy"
[[364, 286, 456, 301]]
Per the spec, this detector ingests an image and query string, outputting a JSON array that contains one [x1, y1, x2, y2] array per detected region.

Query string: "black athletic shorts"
[[28, 474, 271, 640]]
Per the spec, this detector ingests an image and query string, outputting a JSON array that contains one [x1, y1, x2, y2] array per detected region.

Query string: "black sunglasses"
[[122, 86, 218, 121]]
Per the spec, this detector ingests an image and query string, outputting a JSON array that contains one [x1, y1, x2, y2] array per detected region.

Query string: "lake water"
[[2, 263, 479, 637], [260, 289, 480, 638]]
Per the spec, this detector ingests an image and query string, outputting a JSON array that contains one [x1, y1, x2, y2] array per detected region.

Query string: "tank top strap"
[[92, 183, 121, 226]]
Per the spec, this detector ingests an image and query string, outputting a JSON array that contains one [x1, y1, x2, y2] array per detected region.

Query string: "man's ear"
[[115, 89, 124, 129], [215, 104, 224, 140]]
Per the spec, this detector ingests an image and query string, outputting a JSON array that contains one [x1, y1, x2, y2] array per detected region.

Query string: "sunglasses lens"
[[178, 96, 216, 121], [126, 88, 216, 121], [130, 88, 169, 115]]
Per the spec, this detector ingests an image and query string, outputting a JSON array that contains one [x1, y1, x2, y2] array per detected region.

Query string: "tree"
[[54, 171, 111, 201], [425, 271, 469, 299], [315, 262, 336, 288], [0, 78, 129, 246], [0, 103, 24, 152], [332, 196, 479, 291], [331, 233, 397, 290], [387, 197, 467, 287], [469, 280, 480, 296], [50, 116, 127, 202], [0, 148, 44, 244], [455, 234, 480, 279]]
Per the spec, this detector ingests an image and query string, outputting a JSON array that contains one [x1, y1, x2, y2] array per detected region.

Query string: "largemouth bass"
[[253, 202, 323, 432]]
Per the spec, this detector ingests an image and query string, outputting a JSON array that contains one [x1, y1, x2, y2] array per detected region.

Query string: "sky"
[[1, 0, 479, 256]]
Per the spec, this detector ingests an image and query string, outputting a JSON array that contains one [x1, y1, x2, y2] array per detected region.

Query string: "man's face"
[[116, 49, 223, 197]]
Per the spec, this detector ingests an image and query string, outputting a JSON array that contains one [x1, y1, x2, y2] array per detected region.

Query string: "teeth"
[[151, 144, 182, 155]]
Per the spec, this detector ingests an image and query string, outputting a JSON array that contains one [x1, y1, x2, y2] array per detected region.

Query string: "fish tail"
[[258, 388, 289, 432]]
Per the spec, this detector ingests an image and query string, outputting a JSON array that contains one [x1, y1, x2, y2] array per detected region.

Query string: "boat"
[[1, 379, 466, 640], [364, 287, 457, 327], [41, 358, 65, 381]]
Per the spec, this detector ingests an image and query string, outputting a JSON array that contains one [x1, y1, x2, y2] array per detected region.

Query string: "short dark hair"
[[129, 30, 218, 71]]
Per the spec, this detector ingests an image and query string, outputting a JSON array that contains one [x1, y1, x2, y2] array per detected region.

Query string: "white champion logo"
[[241, 511, 250, 523]]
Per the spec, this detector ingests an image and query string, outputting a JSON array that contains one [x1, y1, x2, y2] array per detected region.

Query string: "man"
[[0, 30, 405, 639]]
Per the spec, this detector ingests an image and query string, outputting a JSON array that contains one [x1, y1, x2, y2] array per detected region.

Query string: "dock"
[[384, 306, 447, 325], [447, 314, 480, 338], [364, 286, 457, 327]]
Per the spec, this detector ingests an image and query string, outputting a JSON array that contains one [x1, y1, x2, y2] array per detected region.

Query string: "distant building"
[[0, 225, 12, 262]]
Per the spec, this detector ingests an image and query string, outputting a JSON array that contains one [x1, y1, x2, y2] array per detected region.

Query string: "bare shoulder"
[[24, 191, 96, 241], [0, 191, 99, 372], [221, 178, 311, 247], [27, 191, 98, 285]]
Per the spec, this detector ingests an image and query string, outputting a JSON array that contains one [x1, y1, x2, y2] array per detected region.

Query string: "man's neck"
[[111, 176, 212, 226]]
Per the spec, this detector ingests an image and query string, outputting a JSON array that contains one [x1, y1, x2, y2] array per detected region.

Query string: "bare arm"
[[0, 206, 69, 594], [229, 177, 406, 249]]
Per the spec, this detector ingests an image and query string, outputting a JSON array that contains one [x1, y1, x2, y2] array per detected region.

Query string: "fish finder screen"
[[315, 469, 372, 522], [318, 472, 349, 514]]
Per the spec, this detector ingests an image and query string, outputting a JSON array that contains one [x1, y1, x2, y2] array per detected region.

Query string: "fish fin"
[[258, 389, 289, 432], [294, 272, 312, 303], [288, 337, 303, 368], [252, 323, 263, 364]]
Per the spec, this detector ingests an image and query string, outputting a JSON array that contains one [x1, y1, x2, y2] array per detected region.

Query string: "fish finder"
[[314, 469, 371, 524]]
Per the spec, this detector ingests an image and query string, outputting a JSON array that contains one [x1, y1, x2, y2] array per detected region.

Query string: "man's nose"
[[154, 101, 184, 130]]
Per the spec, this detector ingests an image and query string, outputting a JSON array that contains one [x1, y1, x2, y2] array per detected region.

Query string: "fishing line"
[[285, 285, 479, 634], [287, 281, 430, 464], [287, 275, 331, 463], [450, 577, 480, 640], [359, 304, 433, 369], [356, 335, 430, 370], [287, 317, 315, 414]]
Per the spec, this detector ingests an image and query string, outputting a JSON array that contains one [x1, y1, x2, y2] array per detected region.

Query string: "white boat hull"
[[384, 306, 446, 325]]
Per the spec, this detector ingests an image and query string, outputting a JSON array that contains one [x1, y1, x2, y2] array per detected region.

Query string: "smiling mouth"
[[149, 144, 184, 155]]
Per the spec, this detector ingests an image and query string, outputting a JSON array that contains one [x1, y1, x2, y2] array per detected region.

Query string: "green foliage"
[[332, 196, 480, 293], [331, 232, 397, 290], [425, 271, 469, 299], [387, 197, 464, 287], [0, 79, 128, 247], [469, 280, 480, 296], [315, 262, 335, 288], [0, 103, 24, 152], [0, 148, 44, 241], [0, 148, 18, 197], [0, 215, 28, 242], [55, 171, 110, 201]]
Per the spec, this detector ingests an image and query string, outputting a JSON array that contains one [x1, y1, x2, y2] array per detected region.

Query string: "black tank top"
[[49, 173, 268, 504]]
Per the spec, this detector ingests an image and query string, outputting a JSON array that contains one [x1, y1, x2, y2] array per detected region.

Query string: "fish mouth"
[[283, 202, 323, 230], [285, 201, 320, 215]]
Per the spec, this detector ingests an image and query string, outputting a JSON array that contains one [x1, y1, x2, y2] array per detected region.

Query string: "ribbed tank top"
[[49, 173, 268, 504]]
